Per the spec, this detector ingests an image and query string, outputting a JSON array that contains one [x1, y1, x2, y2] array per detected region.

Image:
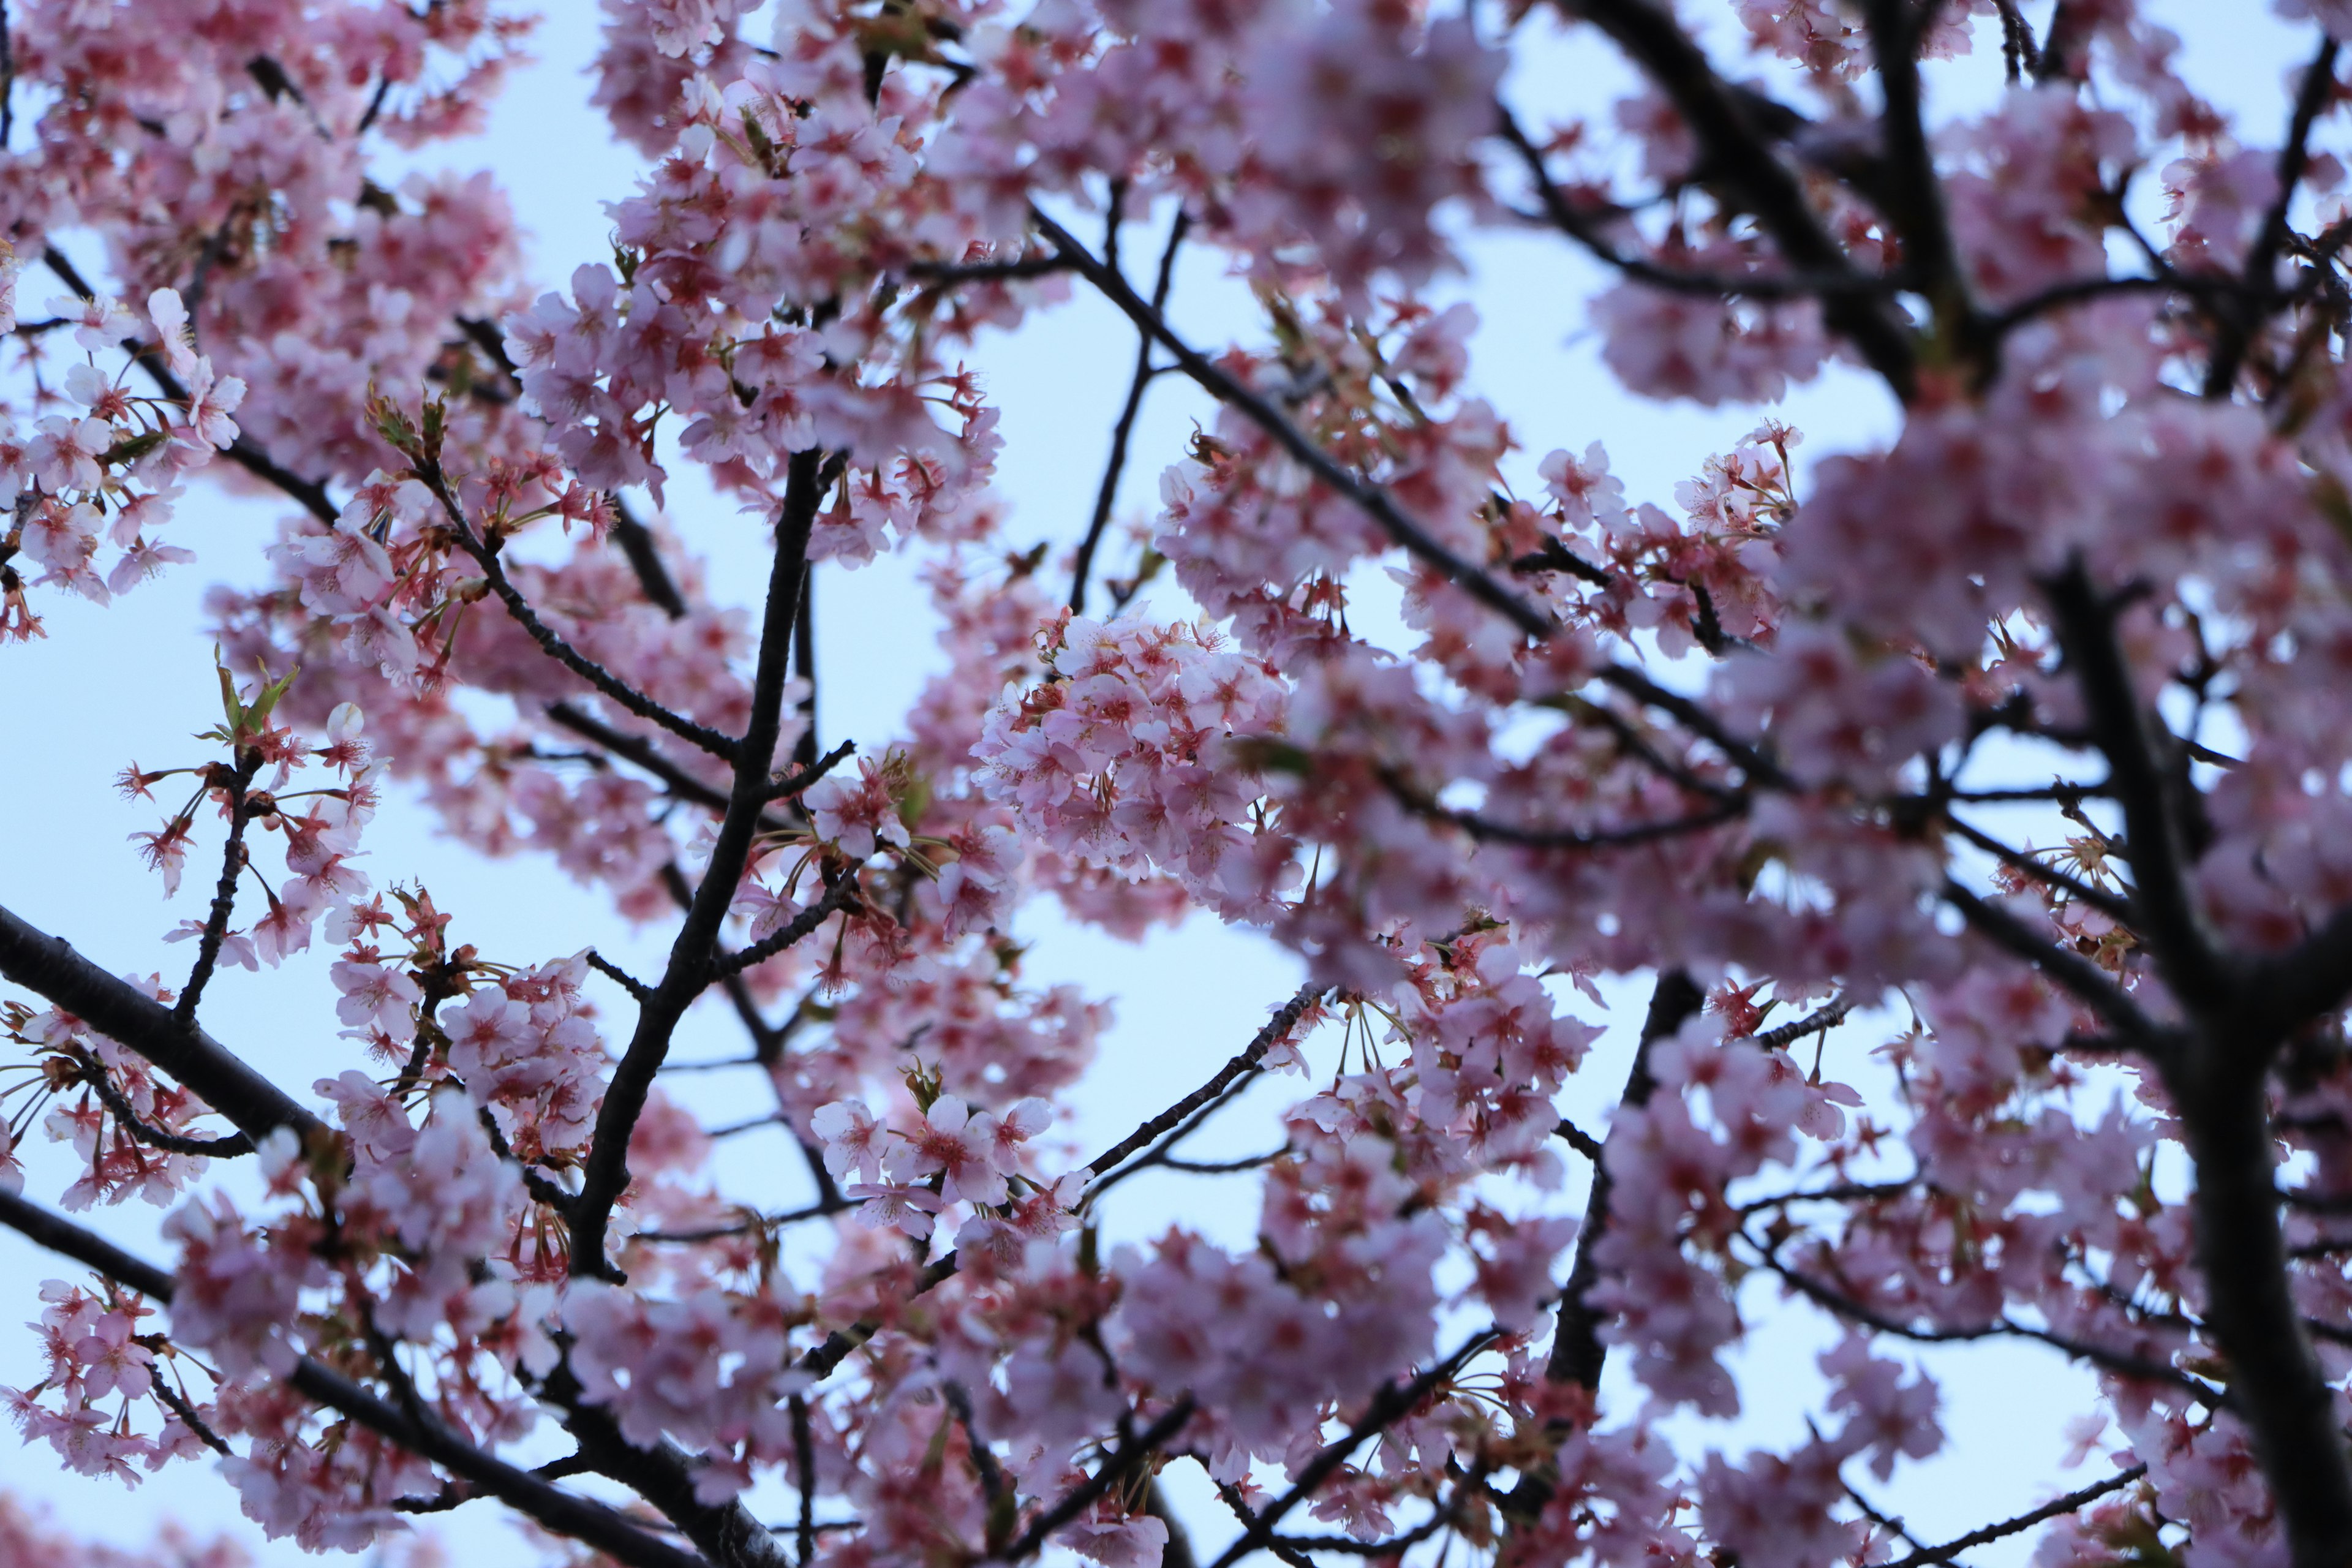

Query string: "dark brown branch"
[[1593, 663, 1795, 790], [176, 752, 261, 1021], [608, 496, 691, 620], [1553, 1118, 1604, 1161], [1497, 105, 1903, 301], [412, 467, 741, 763], [1086, 983, 1325, 1181], [998, 1400, 1196, 1563], [902, 253, 1074, 286], [545, 702, 737, 814], [1029, 207, 1555, 638], [1379, 768, 1742, 852], [713, 880, 859, 978], [570, 449, 827, 1278], [1548, 970, 1704, 1388], [1204, 1331, 1496, 1568], [1749, 993, 1856, 1050], [1760, 1247, 2217, 1398], [82, 1060, 253, 1157], [0, 903, 322, 1142], [2043, 565, 2231, 1015], [1071, 213, 1187, 616], [791, 1393, 818, 1566], [586, 950, 655, 1004], [1867, 0, 1973, 334], [794, 1254, 963, 1378], [2204, 37, 2342, 398], [1880, 1464, 2149, 1568], [151, 1377, 233, 1455], [43, 249, 342, 526], [1940, 811, 2135, 926], [1559, 0, 1920, 398], [1985, 271, 2239, 341], [2172, 1061, 2352, 1566], [767, 739, 856, 802], [1937, 880, 2162, 1051]]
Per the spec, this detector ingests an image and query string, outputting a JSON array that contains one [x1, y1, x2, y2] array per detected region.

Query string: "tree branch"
[[569, 448, 827, 1278], [1085, 982, 1325, 1183], [0, 903, 322, 1142], [2204, 37, 2342, 397], [413, 464, 741, 761], [1558, 0, 1920, 398], [1204, 1330, 1496, 1568], [1071, 213, 1186, 616], [1548, 970, 1704, 1389], [1029, 207, 1555, 638]]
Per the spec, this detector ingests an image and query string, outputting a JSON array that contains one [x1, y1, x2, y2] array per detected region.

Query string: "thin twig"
[[1071, 213, 1186, 614], [1030, 207, 1555, 637]]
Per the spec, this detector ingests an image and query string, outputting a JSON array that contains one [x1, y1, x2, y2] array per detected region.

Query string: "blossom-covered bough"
[[6, 0, 2352, 1564]]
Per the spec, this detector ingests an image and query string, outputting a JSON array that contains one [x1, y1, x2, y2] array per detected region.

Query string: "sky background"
[[0, 2, 2320, 1562]]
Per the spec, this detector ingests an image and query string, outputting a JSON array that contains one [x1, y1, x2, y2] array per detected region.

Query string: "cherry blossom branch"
[[766, 739, 856, 801], [586, 950, 655, 1004], [1028, 207, 1555, 637], [2171, 1065, 2352, 1563], [1879, 1464, 2149, 1568], [1071, 212, 1186, 616], [1983, 271, 2241, 342], [544, 701, 772, 824], [1749, 993, 1856, 1050], [1268, 1472, 1485, 1556], [1939, 811, 2134, 925], [652, 864, 843, 1213], [1548, 970, 1704, 1388], [794, 1254, 963, 1379], [0, 1187, 712, 1568], [1558, 0, 1921, 398], [1509, 535, 1612, 586], [1866, 0, 1972, 334], [176, 751, 263, 1022], [80, 1056, 253, 1157], [570, 448, 829, 1278], [1496, 105, 1904, 301], [900, 252, 1074, 286], [1936, 881, 2162, 1050], [447, 313, 685, 621], [1377, 767, 1744, 852], [414, 464, 744, 763], [712, 879, 861, 979], [800, 988, 1329, 1384], [1204, 1329, 1498, 1568], [606, 496, 691, 619], [43, 249, 342, 526], [1754, 1242, 2220, 1399], [1591, 665, 1796, 790], [2252, 903, 2352, 1042], [151, 1377, 233, 1455], [995, 1399, 1196, 1563], [1085, 982, 1326, 1186], [2043, 565, 2231, 1015], [0, 902, 322, 1140], [2204, 36, 2343, 398], [550, 1385, 790, 1568], [1553, 1117, 1604, 1161]]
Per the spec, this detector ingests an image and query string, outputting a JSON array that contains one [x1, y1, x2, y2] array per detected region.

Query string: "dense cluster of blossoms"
[[8, 2, 2352, 1568]]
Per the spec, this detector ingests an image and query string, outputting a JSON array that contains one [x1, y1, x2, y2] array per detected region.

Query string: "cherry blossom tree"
[[6, 0, 2352, 1565]]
